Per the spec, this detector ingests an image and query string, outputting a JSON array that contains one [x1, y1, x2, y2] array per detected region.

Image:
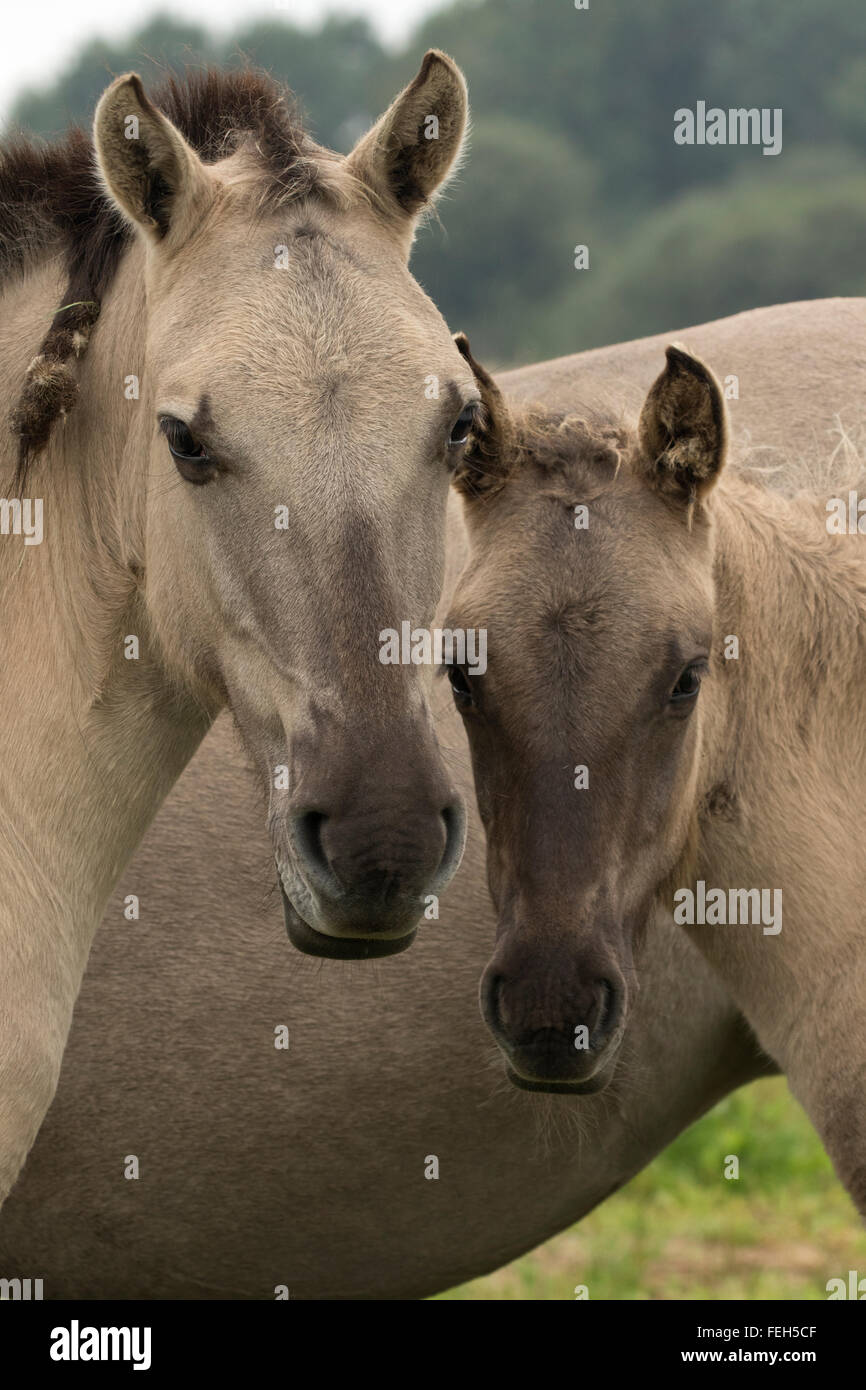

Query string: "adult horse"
[[0, 57, 474, 1205], [2, 300, 860, 1297]]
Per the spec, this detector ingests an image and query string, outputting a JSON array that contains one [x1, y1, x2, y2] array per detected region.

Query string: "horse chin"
[[279, 884, 417, 960], [505, 1055, 619, 1097]]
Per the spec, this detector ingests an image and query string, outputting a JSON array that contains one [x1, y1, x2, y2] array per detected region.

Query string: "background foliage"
[[8, 0, 866, 364], [443, 1078, 866, 1300]]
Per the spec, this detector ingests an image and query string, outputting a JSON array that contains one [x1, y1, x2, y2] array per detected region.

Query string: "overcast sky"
[[0, 0, 445, 118]]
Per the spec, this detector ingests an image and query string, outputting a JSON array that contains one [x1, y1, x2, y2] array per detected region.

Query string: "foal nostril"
[[589, 978, 623, 1049]]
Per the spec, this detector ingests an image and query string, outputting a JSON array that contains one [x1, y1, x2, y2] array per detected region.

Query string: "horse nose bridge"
[[497, 784, 616, 893], [327, 702, 456, 806], [504, 865, 615, 943], [289, 666, 448, 786]]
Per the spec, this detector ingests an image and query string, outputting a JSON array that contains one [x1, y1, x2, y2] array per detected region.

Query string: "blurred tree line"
[[8, 0, 866, 364]]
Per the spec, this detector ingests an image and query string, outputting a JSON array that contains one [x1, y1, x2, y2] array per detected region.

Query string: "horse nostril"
[[293, 811, 341, 895], [589, 978, 622, 1049], [482, 971, 506, 1035], [434, 799, 467, 889]]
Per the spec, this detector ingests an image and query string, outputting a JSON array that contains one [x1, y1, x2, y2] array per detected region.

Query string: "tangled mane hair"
[[506, 407, 631, 485], [2, 66, 328, 484], [459, 399, 632, 502]]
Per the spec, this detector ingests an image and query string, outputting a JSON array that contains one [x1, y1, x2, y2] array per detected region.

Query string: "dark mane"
[[1, 67, 320, 483]]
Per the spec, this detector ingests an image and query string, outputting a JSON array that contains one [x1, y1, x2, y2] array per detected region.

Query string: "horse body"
[[683, 473, 866, 1209], [2, 300, 858, 1296]]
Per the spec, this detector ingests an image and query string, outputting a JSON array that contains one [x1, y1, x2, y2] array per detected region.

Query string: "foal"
[[445, 334, 866, 1213]]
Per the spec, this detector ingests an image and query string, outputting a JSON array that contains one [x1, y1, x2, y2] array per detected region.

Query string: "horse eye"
[[449, 404, 478, 447], [671, 664, 704, 703], [447, 663, 476, 709], [159, 417, 214, 483]]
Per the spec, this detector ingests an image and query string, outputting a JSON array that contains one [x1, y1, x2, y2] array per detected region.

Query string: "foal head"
[[446, 338, 728, 1088], [84, 59, 476, 956]]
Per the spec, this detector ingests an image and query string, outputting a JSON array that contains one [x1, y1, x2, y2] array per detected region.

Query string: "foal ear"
[[452, 333, 513, 499], [94, 73, 213, 243], [638, 345, 728, 503], [347, 51, 467, 237]]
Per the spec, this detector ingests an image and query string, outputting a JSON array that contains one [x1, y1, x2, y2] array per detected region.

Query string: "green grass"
[[437, 1077, 866, 1300]]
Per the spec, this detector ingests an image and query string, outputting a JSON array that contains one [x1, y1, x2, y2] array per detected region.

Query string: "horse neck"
[[0, 247, 210, 965], [703, 472, 866, 842]]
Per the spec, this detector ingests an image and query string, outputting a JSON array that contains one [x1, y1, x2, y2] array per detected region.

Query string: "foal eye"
[[671, 664, 705, 703], [159, 416, 214, 483], [449, 403, 479, 448], [447, 662, 476, 709]]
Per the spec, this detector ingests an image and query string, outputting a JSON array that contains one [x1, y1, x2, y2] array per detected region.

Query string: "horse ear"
[[94, 73, 213, 242], [347, 51, 467, 236], [638, 344, 728, 503], [452, 333, 513, 499]]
